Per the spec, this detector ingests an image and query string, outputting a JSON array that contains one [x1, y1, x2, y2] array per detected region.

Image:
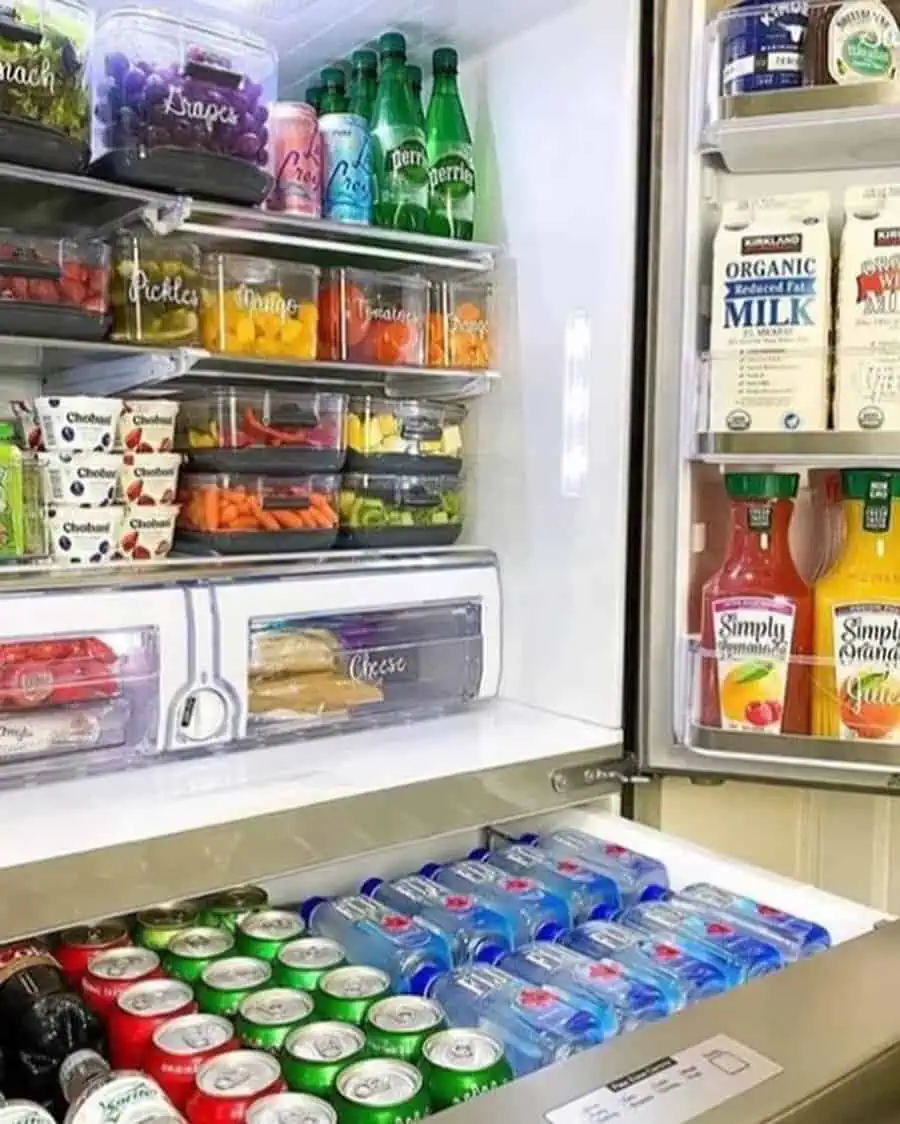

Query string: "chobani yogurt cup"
[[36, 396, 122, 453], [118, 453, 181, 506], [40, 452, 122, 507], [11, 399, 42, 450], [117, 505, 179, 561], [118, 400, 179, 453], [46, 505, 124, 566]]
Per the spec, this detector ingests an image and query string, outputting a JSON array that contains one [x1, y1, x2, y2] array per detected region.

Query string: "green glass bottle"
[[407, 64, 425, 132], [350, 49, 378, 123], [305, 85, 324, 115], [426, 47, 475, 241], [370, 32, 428, 232]]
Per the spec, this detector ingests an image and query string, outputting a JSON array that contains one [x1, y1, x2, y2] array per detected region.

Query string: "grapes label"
[[162, 87, 239, 130]]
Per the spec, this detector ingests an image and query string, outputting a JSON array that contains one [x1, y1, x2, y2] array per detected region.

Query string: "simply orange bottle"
[[700, 472, 813, 735], [814, 470, 900, 742]]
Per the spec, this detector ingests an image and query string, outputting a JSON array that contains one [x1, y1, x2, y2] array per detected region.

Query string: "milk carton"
[[710, 192, 831, 433], [835, 184, 900, 432]]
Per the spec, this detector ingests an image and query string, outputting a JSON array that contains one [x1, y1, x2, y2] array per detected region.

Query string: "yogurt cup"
[[46, 505, 124, 566], [118, 400, 179, 453], [40, 452, 122, 507], [118, 453, 181, 506], [117, 505, 180, 562], [36, 396, 122, 453], [10, 400, 42, 450]]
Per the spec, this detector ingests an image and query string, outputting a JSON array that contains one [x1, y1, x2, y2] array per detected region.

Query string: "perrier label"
[[426, 48, 476, 241], [371, 32, 428, 232]]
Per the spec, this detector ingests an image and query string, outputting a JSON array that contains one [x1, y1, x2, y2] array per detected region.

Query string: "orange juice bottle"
[[814, 469, 900, 741]]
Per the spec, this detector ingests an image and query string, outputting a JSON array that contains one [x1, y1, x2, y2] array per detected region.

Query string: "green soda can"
[[315, 965, 391, 1026], [363, 996, 445, 1063], [419, 1028, 513, 1110], [235, 987, 316, 1053], [164, 926, 235, 984], [274, 937, 346, 992], [235, 910, 305, 962], [280, 1021, 368, 1099], [200, 886, 269, 933], [134, 902, 201, 951], [333, 1060, 430, 1124], [195, 956, 272, 1017]]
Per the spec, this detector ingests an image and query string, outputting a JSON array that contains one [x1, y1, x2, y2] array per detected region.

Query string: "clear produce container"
[[346, 396, 463, 474], [176, 470, 339, 554], [319, 268, 427, 367], [91, 8, 277, 203], [0, 0, 93, 172], [178, 389, 347, 474], [200, 254, 319, 361], [428, 279, 493, 369], [339, 472, 463, 549], [0, 232, 109, 339], [110, 232, 201, 345]]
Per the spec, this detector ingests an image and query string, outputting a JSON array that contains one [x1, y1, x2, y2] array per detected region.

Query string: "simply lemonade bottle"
[[814, 470, 900, 742], [700, 472, 813, 735]]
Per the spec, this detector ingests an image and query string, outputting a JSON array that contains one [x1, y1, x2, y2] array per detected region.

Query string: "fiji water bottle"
[[428, 964, 613, 1076], [360, 874, 514, 964], [469, 843, 621, 922], [620, 899, 784, 986], [421, 860, 571, 944], [678, 884, 831, 959], [564, 920, 727, 1006], [302, 895, 452, 995], [500, 941, 672, 1030], [520, 830, 669, 907]]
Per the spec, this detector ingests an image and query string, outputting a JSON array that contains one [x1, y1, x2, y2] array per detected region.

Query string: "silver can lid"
[[58, 921, 128, 949], [336, 1060, 423, 1107], [169, 927, 235, 960], [202, 957, 272, 992], [239, 910, 304, 942], [152, 1014, 234, 1056], [196, 1050, 282, 1098], [423, 1029, 505, 1072], [284, 1022, 366, 1064], [319, 966, 390, 999], [246, 1093, 336, 1124], [367, 997, 444, 1035], [117, 978, 193, 1017], [137, 903, 200, 928], [88, 947, 160, 980], [239, 988, 314, 1027], [207, 886, 268, 911], [277, 938, 344, 971]]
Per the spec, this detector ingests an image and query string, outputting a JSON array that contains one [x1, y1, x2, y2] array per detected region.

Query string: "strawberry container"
[[0, 233, 109, 339]]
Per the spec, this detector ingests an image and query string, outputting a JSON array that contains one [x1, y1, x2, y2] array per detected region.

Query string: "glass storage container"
[[428, 279, 493, 369], [346, 396, 463, 474], [200, 254, 319, 361], [319, 268, 428, 367], [0, 232, 109, 339], [178, 390, 347, 474], [91, 8, 276, 203], [0, 0, 93, 172], [339, 472, 463, 549], [110, 233, 201, 346], [176, 470, 339, 554]]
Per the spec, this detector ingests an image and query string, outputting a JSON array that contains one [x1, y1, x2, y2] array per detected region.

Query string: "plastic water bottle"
[[620, 899, 784, 985], [359, 874, 515, 964], [468, 843, 621, 922], [428, 964, 613, 1076], [302, 895, 453, 995], [500, 941, 673, 1030], [677, 884, 831, 958], [519, 830, 669, 907], [420, 860, 571, 944], [563, 920, 728, 1006]]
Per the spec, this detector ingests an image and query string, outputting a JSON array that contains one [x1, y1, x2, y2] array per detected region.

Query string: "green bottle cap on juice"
[[724, 472, 799, 500], [433, 48, 459, 74], [380, 32, 407, 59], [841, 469, 900, 500]]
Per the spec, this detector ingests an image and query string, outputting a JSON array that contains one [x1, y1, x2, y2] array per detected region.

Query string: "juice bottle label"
[[832, 603, 900, 741], [711, 596, 796, 732]]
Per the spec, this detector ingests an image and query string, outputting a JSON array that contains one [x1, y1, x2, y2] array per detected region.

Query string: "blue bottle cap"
[[518, 833, 540, 845], [535, 921, 566, 943], [420, 863, 442, 879], [360, 878, 383, 897], [300, 896, 327, 925], [410, 963, 443, 996], [468, 847, 490, 861], [641, 884, 671, 903], [589, 903, 618, 922], [475, 943, 506, 965]]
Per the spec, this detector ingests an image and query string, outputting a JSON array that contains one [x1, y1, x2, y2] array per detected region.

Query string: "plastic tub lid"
[[348, 395, 465, 421]]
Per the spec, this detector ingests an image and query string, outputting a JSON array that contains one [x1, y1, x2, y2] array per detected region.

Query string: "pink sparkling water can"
[[266, 102, 322, 216]]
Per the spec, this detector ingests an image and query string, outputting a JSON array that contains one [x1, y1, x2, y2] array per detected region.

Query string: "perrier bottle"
[[371, 32, 428, 232], [426, 47, 475, 241]]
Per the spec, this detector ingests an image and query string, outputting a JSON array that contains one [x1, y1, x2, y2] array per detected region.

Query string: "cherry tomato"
[[368, 320, 418, 366]]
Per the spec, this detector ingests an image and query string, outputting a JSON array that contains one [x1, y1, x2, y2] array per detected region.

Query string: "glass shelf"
[[694, 432, 900, 466]]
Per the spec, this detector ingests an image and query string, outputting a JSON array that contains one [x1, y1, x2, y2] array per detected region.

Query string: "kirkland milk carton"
[[710, 192, 831, 433], [835, 184, 900, 432]]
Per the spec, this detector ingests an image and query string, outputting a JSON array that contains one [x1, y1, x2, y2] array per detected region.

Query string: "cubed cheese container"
[[339, 472, 463, 549], [110, 233, 202, 345], [91, 8, 276, 203], [200, 254, 319, 361], [176, 470, 339, 554], [178, 389, 347, 474], [428, 279, 493, 369], [346, 396, 463, 474], [319, 268, 427, 366]]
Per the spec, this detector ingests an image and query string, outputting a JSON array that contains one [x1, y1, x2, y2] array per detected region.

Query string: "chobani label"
[[712, 596, 795, 732], [828, 1, 900, 84], [833, 604, 900, 741]]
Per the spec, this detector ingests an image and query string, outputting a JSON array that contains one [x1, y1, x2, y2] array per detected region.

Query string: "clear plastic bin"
[[346, 397, 463, 474], [110, 233, 202, 346], [428, 279, 493, 370], [339, 472, 462, 549], [319, 268, 428, 367], [178, 390, 347, 474], [91, 8, 276, 203], [200, 254, 319, 361]]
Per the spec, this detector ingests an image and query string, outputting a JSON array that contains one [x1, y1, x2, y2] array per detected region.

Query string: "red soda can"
[[266, 102, 321, 217], [108, 977, 196, 1070], [186, 1050, 285, 1124], [55, 921, 132, 989], [145, 1013, 238, 1111], [82, 945, 163, 1018]]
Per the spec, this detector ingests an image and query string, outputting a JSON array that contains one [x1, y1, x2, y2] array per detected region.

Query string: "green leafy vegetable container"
[[339, 471, 463, 549]]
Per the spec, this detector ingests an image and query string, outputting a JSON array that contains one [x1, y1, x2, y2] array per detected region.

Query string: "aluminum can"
[[108, 977, 196, 1070], [235, 910, 304, 962], [144, 1013, 238, 1111], [419, 1029, 513, 1110], [273, 937, 345, 992], [200, 886, 269, 933], [319, 111, 372, 224], [186, 1050, 286, 1124], [166, 927, 236, 984], [332, 1060, 429, 1124], [196, 957, 273, 1017], [267, 103, 322, 217], [55, 921, 131, 988], [280, 1021, 367, 1099], [246, 1093, 335, 1124], [363, 996, 445, 1063], [235, 988, 315, 1053], [315, 965, 391, 1026], [134, 901, 202, 951], [81, 945, 163, 1018]]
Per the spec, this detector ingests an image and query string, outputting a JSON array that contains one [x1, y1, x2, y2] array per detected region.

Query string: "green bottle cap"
[[724, 472, 799, 500], [305, 85, 323, 103], [321, 66, 346, 90], [841, 469, 900, 500], [407, 63, 423, 89], [433, 47, 459, 75], [352, 48, 378, 73], [380, 32, 407, 60]]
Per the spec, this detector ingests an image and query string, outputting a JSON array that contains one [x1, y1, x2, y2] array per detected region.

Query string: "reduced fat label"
[[712, 597, 796, 733], [832, 604, 900, 742]]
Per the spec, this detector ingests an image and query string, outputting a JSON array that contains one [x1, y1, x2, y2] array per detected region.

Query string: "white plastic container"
[[46, 505, 124, 565], [118, 400, 179, 452], [35, 396, 123, 452], [39, 452, 122, 507], [118, 453, 181, 506], [117, 505, 179, 561]]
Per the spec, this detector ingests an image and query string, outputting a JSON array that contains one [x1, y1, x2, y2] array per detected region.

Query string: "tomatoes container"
[[177, 472, 339, 555], [428, 279, 493, 369], [90, 9, 276, 203], [178, 390, 347, 474], [82, 946, 164, 1018], [109, 977, 197, 1069], [145, 1013, 239, 1112], [346, 397, 463, 474], [339, 473, 463, 549], [0, 233, 109, 339], [201, 254, 319, 361], [0, 634, 121, 711], [110, 232, 202, 345], [319, 268, 427, 367], [55, 920, 132, 989]]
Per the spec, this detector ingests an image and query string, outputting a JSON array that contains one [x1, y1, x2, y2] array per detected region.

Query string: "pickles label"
[[711, 596, 795, 733], [828, 1, 900, 83], [127, 270, 199, 309], [833, 604, 900, 742]]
